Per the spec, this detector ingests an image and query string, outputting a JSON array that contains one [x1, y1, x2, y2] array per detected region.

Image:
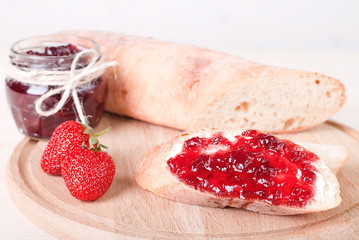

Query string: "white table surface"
[[0, 48, 358, 240]]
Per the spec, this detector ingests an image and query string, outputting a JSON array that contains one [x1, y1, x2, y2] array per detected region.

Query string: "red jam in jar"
[[5, 35, 107, 138], [167, 130, 319, 207]]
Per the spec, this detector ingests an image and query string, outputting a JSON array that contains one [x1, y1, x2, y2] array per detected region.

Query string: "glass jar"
[[5, 35, 107, 139]]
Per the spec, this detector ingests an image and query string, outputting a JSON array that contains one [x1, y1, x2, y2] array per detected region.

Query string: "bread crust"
[[136, 129, 343, 215], [298, 142, 349, 174], [63, 31, 346, 133]]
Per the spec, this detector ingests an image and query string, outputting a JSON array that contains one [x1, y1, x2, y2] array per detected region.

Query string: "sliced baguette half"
[[62, 31, 345, 133], [297, 142, 348, 174], [136, 129, 345, 215]]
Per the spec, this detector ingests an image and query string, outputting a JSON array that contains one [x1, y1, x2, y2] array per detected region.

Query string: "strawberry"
[[41, 120, 115, 201], [40, 121, 89, 175], [61, 148, 115, 201]]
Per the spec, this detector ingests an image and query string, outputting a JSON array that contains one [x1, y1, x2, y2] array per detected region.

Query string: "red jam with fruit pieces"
[[26, 44, 80, 56], [5, 36, 107, 138], [167, 130, 319, 207]]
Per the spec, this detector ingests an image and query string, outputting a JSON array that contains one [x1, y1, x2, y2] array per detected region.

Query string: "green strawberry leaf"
[[90, 136, 98, 145]]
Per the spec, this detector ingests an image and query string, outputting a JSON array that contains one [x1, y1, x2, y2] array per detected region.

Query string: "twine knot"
[[7, 49, 117, 124]]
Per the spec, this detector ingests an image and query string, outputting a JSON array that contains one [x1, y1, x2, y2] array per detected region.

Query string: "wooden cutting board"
[[6, 113, 359, 240]]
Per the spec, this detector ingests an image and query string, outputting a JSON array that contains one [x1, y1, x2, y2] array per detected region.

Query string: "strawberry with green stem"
[[41, 121, 115, 201], [61, 123, 115, 201]]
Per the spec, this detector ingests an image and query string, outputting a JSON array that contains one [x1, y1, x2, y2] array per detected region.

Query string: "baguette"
[[66, 31, 346, 133], [136, 129, 346, 215], [297, 142, 348, 174]]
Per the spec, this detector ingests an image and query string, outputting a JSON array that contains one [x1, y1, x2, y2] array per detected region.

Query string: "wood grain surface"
[[6, 113, 359, 240]]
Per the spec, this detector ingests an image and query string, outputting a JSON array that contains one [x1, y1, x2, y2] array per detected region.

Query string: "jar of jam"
[[5, 35, 108, 139]]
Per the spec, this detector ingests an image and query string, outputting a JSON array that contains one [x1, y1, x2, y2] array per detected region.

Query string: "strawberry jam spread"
[[167, 130, 319, 207]]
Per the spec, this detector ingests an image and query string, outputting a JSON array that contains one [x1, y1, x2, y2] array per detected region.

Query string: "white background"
[[1, 1, 359, 239], [0, 0, 358, 51]]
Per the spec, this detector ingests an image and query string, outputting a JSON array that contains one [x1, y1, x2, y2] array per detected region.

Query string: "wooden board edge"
[[5, 122, 359, 240], [327, 120, 359, 142], [5, 138, 146, 240]]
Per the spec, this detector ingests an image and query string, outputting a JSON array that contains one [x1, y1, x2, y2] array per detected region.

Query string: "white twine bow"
[[9, 49, 117, 125]]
